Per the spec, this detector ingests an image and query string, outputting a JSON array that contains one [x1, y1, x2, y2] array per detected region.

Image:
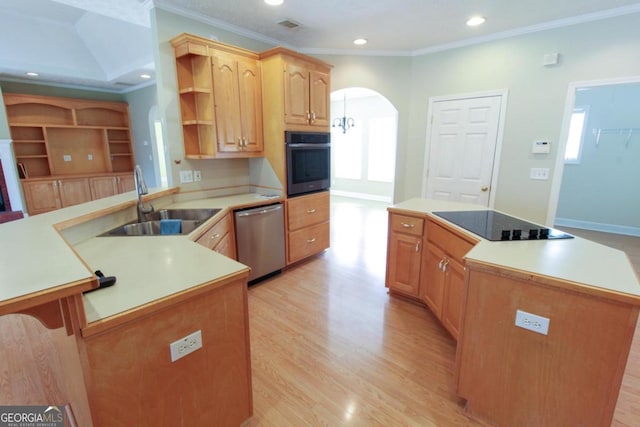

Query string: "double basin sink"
[[100, 208, 221, 236]]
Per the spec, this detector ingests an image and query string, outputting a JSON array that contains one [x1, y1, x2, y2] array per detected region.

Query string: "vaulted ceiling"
[[1, 0, 639, 92]]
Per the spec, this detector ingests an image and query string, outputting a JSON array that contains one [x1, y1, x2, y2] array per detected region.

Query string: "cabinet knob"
[[481, 186, 489, 192]]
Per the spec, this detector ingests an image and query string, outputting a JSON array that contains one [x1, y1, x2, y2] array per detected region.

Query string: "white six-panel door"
[[425, 95, 503, 206]]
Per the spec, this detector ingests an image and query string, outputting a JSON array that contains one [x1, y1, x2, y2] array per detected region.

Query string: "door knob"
[[481, 186, 489, 192]]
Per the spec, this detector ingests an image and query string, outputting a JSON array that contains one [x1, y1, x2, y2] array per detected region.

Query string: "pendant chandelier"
[[332, 94, 355, 134]]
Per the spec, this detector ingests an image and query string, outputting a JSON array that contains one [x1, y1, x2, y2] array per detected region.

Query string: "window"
[[367, 117, 396, 182], [564, 107, 588, 164], [333, 125, 363, 179]]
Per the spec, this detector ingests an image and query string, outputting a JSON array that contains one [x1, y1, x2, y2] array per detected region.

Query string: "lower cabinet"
[[22, 177, 92, 215], [195, 212, 236, 259], [286, 191, 330, 264], [385, 212, 478, 340], [80, 277, 252, 427], [22, 174, 135, 215], [386, 214, 424, 297]]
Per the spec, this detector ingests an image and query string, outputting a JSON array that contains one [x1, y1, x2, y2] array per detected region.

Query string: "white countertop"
[[0, 189, 280, 319], [390, 198, 640, 300]]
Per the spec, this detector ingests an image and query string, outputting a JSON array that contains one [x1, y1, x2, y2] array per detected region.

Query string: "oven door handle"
[[286, 143, 331, 149]]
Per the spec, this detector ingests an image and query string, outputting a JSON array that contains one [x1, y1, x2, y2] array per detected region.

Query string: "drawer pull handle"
[[307, 238, 316, 243], [442, 259, 450, 272], [415, 242, 420, 253], [401, 222, 415, 228], [210, 233, 221, 239], [307, 208, 316, 214]]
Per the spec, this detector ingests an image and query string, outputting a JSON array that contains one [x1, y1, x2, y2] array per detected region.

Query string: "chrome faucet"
[[134, 164, 153, 222]]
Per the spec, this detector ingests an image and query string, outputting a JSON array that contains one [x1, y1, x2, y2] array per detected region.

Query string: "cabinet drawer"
[[196, 214, 232, 250], [288, 222, 330, 264], [287, 191, 330, 231], [427, 220, 476, 261], [390, 214, 424, 236]]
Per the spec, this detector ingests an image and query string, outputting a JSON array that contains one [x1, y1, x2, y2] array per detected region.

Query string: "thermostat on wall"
[[532, 140, 551, 154]]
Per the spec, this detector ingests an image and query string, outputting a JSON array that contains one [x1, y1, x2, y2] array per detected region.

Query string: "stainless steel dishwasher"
[[234, 203, 286, 283]]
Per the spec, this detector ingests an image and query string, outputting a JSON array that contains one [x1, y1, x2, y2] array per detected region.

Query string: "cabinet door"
[[441, 257, 466, 340], [421, 243, 446, 318], [117, 174, 135, 193], [22, 180, 61, 215], [58, 178, 91, 207], [213, 232, 236, 259], [284, 63, 311, 126], [237, 57, 263, 153], [309, 69, 330, 127], [212, 53, 243, 153], [90, 176, 118, 199], [386, 231, 422, 297]]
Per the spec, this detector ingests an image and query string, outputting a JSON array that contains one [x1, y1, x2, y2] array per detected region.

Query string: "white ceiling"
[[1, 0, 639, 92]]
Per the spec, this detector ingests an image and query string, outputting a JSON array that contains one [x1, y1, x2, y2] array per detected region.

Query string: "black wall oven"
[[285, 131, 330, 197]]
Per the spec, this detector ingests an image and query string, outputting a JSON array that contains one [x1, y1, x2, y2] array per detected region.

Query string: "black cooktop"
[[432, 210, 574, 241]]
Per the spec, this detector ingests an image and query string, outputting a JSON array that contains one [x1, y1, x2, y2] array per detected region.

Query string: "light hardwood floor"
[[245, 197, 640, 426]]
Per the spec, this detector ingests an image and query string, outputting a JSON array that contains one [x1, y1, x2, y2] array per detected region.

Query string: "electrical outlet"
[[88, 154, 93, 160], [193, 170, 201, 182], [515, 310, 550, 335], [529, 167, 549, 180], [179, 170, 193, 183], [169, 330, 203, 362], [63, 154, 72, 162]]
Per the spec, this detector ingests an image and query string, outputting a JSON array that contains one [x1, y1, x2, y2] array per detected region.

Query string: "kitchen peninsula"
[[386, 198, 640, 427], [0, 187, 287, 426]]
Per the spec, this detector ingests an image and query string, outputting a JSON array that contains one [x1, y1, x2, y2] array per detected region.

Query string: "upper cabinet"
[[261, 48, 332, 131], [171, 34, 263, 159]]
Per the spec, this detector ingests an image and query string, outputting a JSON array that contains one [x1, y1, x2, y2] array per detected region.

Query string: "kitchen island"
[[0, 188, 284, 426], [386, 198, 640, 427]]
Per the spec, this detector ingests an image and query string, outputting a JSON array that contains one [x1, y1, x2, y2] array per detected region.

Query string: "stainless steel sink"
[[100, 219, 204, 236], [144, 208, 221, 222], [99, 208, 220, 237]]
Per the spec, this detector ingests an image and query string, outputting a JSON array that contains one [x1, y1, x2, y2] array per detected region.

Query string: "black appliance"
[[432, 210, 574, 241], [285, 131, 331, 197]]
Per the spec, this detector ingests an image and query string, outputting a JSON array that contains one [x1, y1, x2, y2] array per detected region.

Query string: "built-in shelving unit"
[[3, 93, 136, 214]]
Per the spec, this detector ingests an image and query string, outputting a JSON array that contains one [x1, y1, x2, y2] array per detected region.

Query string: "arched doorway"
[[330, 87, 398, 203]]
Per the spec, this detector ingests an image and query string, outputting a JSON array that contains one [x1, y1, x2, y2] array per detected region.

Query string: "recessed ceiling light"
[[466, 16, 486, 26], [25, 72, 39, 77], [264, 0, 283, 5], [140, 73, 151, 79], [353, 38, 368, 46]]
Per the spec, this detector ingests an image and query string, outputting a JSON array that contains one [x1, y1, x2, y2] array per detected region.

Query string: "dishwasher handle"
[[236, 204, 283, 217]]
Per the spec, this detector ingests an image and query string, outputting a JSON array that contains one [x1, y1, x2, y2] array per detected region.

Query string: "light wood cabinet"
[[22, 177, 92, 215], [195, 212, 236, 259], [4, 93, 136, 215], [211, 52, 263, 156], [89, 174, 135, 199], [457, 262, 639, 426], [261, 47, 331, 132], [385, 213, 477, 340], [80, 277, 252, 427], [286, 191, 330, 264], [171, 34, 263, 159], [421, 220, 477, 339], [386, 214, 424, 298]]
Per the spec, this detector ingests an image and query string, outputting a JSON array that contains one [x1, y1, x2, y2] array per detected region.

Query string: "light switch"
[[530, 168, 549, 180]]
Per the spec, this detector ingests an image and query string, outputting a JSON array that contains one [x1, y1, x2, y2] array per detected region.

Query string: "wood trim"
[[16, 299, 64, 330], [170, 33, 259, 59], [259, 46, 334, 69]]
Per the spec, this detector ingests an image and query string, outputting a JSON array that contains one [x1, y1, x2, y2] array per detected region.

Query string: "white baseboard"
[[329, 190, 392, 203], [554, 217, 640, 237]]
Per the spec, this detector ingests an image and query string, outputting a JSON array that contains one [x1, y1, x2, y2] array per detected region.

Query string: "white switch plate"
[[193, 170, 201, 181], [87, 154, 93, 160], [515, 310, 550, 335], [63, 154, 72, 162], [180, 170, 193, 183], [169, 330, 203, 362], [530, 167, 549, 180]]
